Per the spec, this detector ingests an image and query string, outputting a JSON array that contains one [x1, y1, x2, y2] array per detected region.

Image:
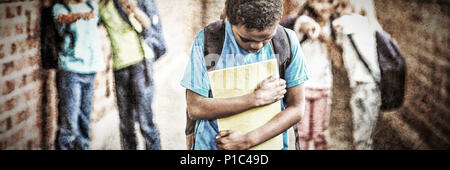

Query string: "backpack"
[[185, 20, 293, 149], [349, 30, 406, 111], [40, 1, 94, 69]]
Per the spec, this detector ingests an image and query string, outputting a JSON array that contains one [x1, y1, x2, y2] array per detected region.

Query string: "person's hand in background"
[[295, 15, 320, 40]]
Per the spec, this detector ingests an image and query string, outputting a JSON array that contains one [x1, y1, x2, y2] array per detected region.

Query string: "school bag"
[[185, 20, 294, 149], [40, 1, 94, 69], [348, 30, 406, 111]]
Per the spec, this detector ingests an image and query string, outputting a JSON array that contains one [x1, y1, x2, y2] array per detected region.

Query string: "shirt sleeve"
[[180, 29, 211, 97], [52, 4, 69, 36], [283, 28, 310, 88]]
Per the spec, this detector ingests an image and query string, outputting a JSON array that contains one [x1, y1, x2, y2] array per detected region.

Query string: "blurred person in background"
[[331, 0, 382, 150], [99, 0, 167, 150], [52, 0, 105, 150], [281, 0, 334, 150]]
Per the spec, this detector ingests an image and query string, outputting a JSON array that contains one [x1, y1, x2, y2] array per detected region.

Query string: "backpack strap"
[[62, 3, 71, 13], [348, 34, 380, 85], [271, 25, 292, 80], [60, 4, 75, 49], [86, 0, 94, 11], [204, 20, 226, 71]]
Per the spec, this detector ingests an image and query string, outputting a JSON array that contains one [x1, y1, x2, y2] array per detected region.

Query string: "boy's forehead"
[[236, 24, 277, 41]]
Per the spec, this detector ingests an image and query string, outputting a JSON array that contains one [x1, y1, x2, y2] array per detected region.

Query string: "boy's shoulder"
[[282, 26, 299, 43], [52, 3, 65, 10]]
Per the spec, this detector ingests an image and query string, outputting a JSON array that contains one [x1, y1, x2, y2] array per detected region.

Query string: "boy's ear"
[[220, 8, 226, 20]]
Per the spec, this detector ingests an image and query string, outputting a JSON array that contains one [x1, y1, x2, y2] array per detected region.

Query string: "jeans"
[[56, 69, 95, 150], [114, 60, 161, 150], [350, 82, 381, 150]]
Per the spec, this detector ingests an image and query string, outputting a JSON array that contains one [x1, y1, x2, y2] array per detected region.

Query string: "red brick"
[[15, 23, 24, 35], [2, 61, 14, 76], [26, 140, 33, 150], [1, 97, 17, 113], [14, 58, 26, 72], [15, 109, 30, 126], [31, 69, 41, 82], [6, 117, 12, 131], [9, 127, 25, 146], [0, 140, 7, 150], [25, 10, 31, 19], [32, 21, 40, 37], [10, 43, 16, 55], [2, 79, 16, 95], [24, 89, 32, 101], [16, 6, 22, 16], [25, 88, 41, 102], [28, 55, 39, 67], [18, 40, 27, 54], [27, 40, 36, 49], [1, 25, 12, 37], [6, 6, 14, 19], [0, 8, 3, 20], [0, 119, 6, 133], [0, 117, 12, 133], [18, 74, 28, 88]]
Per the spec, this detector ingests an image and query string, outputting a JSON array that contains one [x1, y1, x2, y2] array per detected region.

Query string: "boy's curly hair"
[[225, 0, 283, 31]]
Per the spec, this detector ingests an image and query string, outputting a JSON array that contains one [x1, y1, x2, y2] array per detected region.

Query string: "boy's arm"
[[216, 83, 305, 150], [57, 11, 94, 25], [186, 75, 287, 120], [119, 0, 151, 29], [132, 7, 151, 29]]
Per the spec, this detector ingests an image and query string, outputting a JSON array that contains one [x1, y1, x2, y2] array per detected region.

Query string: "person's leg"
[[311, 89, 331, 150], [114, 67, 138, 150], [77, 73, 96, 150], [56, 70, 82, 150], [132, 60, 161, 150], [297, 97, 312, 150], [350, 83, 381, 150]]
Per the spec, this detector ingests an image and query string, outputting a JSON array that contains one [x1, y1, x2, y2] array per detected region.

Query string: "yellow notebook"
[[208, 59, 282, 150]]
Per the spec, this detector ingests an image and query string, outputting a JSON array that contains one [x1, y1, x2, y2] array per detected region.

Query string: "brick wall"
[[374, 0, 449, 149], [0, 0, 42, 149], [0, 0, 119, 150]]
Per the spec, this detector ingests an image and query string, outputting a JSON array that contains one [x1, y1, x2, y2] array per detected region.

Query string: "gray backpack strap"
[[271, 25, 292, 80], [185, 20, 226, 150], [204, 20, 226, 71]]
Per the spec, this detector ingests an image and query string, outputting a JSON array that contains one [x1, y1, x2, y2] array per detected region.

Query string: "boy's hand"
[[119, 0, 137, 15], [253, 75, 287, 107], [133, 8, 151, 29], [58, 11, 94, 25], [119, 0, 151, 29], [216, 130, 252, 150], [81, 11, 94, 20]]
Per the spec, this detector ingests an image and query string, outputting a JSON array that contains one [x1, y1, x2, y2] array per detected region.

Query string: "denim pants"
[[350, 82, 381, 150], [56, 69, 95, 150], [114, 60, 161, 150]]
